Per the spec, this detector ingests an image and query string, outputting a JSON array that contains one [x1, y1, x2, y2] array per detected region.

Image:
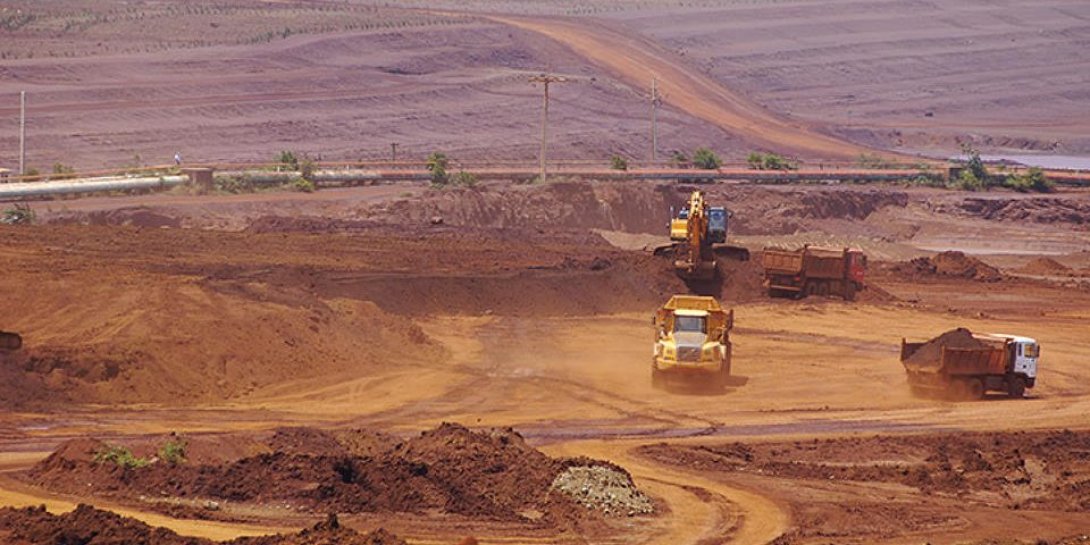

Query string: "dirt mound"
[[641, 429, 1090, 513], [367, 182, 683, 234], [1017, 257, 1073, 275], [0, 505, 405, 545], [895, 251, 1003, 282], [903, 328, 988, 366], [49, 206, 183, 229], [953, 197, 1090, 228], [28, 424, 651, 526]]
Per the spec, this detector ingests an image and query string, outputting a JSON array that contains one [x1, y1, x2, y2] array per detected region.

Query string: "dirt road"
[[490, 16, 896, 161]]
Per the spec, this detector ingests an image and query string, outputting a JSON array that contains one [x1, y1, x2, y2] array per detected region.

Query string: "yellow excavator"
[[664, 191, 749, 280]]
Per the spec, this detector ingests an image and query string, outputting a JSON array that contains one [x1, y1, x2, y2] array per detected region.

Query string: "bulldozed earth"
[[2, 180, 1090, 544]]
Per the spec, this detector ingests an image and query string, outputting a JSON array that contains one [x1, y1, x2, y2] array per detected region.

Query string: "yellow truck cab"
[[652, 295, 733, 389]]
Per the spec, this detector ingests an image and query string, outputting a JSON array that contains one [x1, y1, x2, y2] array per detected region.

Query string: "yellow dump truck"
[[651, 295, 733, 389]]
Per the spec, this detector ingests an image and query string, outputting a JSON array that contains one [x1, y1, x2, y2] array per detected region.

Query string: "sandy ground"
[[1, 180, 1090, 543]]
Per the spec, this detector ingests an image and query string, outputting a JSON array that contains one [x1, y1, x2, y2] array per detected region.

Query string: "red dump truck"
[[900, 329, 1039, 400], [761, 246, 866, 300]]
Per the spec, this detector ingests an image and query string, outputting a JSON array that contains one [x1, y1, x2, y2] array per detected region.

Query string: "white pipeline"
[[0, 175, 187, 200]]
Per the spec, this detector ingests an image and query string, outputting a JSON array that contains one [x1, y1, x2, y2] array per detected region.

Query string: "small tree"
[[610, 155, 629, 171], [276, 150, 299, 171], [960, 143, 988, 185], [426, 152, 449, 186], [669, 150, 689, 168], [692, 147, 722, 170]]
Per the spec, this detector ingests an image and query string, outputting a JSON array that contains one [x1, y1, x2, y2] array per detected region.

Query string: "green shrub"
[[452, 170, 478, 187], [747, 152, 797, 171], [51, 163, 76, 180], [610, 155, 628, 171], [1, 203, 35, 225], [426, 152, 450, 186], [299, 159, 316, 181], [214, 175, 255, 194], [276, 150, 299, 171], [953, 169, 984, 191], [23, 168, 42, 182], [1004, 167, 1053, 193], [158, 437, 188, 465], [692, 147, 722, 170], [94, 445, 150, 469], [292, 177, 316, 193]]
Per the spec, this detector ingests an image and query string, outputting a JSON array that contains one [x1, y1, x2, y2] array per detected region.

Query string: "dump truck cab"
[[986, 333, 1039, 386], [652, 295, 733, 389]]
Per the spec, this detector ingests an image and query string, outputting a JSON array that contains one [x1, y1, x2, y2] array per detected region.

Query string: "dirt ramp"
[[0, 505, 406, 545]]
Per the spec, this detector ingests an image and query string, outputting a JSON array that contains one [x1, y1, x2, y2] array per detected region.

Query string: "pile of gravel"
[[550, 466, 654, 516]]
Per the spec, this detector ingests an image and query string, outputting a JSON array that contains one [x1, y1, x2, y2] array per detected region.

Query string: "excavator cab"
[[707, 207, 728, 244]]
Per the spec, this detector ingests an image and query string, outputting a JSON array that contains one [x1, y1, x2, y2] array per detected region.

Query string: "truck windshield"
[[1023, 343, 1039, 358], [675, 316, 706, 333]]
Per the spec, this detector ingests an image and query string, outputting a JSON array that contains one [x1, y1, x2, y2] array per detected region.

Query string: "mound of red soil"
[[641, 429, 1090, 512], [903, 328, 987, 366], [0, 505, 405, 545], [28, 423, 644, 526], [1017, 257, 1073, 276], [896, 251, 1002, 282]]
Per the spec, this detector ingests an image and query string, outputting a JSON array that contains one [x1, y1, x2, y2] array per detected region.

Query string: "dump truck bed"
[[901, 340, 1009, 376], [762, 247, 848, 279]]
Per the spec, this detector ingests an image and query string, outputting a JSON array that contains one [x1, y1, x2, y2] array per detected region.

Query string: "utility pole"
[[650, 78, 661, 163], [390, 142, 399, 162], [19, 91, 26, 176], [529, 74, 567, 183]]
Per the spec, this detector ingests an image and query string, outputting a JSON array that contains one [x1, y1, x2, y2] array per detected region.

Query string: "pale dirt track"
[[490, 16, 895, 161]]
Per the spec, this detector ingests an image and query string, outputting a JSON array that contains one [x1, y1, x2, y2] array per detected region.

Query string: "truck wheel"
[[966, 378, 985, 400], [1008, 377, 1026, 399]]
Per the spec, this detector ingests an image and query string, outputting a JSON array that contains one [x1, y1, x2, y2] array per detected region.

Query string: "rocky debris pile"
[[903, 328, 988, 366], [27, 423, 652, 526], [0, 505, 405, 545], [550, 466, 654, 516], [897, 251, 1002, 281]]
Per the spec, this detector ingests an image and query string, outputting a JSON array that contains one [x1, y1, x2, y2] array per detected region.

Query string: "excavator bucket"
[[0, 331, 22, 351]]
